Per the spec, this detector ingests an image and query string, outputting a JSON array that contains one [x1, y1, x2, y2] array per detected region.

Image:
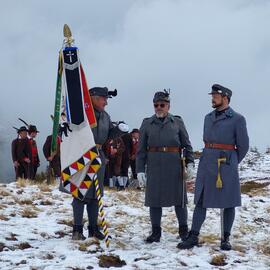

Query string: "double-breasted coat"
[[194, 107, 249, 208]]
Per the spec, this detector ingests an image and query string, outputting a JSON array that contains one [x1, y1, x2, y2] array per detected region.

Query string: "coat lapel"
[[212, 107, 233, 123]]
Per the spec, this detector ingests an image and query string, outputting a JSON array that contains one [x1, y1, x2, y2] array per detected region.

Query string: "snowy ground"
[[0, 152, 270, 270], [239, 151, 270, 180]]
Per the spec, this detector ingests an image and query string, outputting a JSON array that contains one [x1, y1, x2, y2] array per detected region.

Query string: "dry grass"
[[0, 189, 11, 197], [163, 225, 178, 234], [200, 234, 219, 245], [57, 219, 74, 227], [16, 198, 33, 205], [114, 223, 127, 233], [38, 183, 52, 193], [21, 207, 38, 218], [98, 254, 126, 268], [241, 181, 270, 195], [114, 191, 142, 205], [33, 193, 45, 201], [0, 214, 10, 221], [16, 242, 32, 250], [0, 204, 7, 210], [238, 224, 256, 235], [16, 177, 56, 190], [114, 210, 128, 216], [114, 240, 128, 250], [78, 239, 100, 252], [210, 254, 227, 266], [16, 178, 30, 187], [34, 172, 48, 183], [233, 243, 248, 253], [257, 241, 270, 256], [39, 199, 54, 205]]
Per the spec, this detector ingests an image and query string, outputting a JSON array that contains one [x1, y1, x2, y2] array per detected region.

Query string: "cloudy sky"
[[1, 0, 270, 181]]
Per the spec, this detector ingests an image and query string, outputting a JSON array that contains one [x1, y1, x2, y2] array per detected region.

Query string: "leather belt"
[[147, 146, 182, 153], [205, 143, 236, 151]]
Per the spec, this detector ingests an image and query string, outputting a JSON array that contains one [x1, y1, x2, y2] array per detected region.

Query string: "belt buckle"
[[209, 143, 213, 148], [162, 147, 167, 152]]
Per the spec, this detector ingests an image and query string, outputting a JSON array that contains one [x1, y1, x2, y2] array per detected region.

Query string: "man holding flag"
[[51, 25, 129, 244], [72, 87, 129, 240]]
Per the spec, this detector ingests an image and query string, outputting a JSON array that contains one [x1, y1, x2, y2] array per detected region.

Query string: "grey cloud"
[[1, 0, 270, 181]]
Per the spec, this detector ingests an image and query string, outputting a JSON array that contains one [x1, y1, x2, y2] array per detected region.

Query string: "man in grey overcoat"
[[72, 87, 129, 240], [136, 90, 195, 243], [178, 84, 249, 250]]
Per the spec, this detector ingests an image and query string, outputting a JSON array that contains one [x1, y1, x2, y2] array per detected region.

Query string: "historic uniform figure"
[[28, 125, 40, 180], [107, 137, 126, 190], [129, 128, 140, 181], [178, 84, 249, 250], [136, 90, 194, 243], [11, 126, 31, 179], [120, 132, 133, 188], [43, 134, 61, 177], [72, 87, 128, 240]]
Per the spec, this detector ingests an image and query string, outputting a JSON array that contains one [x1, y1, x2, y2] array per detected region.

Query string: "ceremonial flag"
[[51, 27, 101, 201]]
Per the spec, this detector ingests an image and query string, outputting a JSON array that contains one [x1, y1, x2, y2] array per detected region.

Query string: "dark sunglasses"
[[154, 103, 166, 108]]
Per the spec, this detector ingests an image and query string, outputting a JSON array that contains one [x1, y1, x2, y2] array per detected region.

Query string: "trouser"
[[150, 206, 188, 227], [191, 205, 235, 234], [130, 159, 137, 179], [72, 198, 99, 226], [30, 164, 38, 180], [121, 154, 129, 177], [16, 162, 30, 179]]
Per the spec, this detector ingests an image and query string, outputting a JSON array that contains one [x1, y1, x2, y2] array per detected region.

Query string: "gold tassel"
[[216, 158, 226, 189]]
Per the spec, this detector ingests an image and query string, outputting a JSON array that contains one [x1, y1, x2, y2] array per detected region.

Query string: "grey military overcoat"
[[136, 113, 194, 207], [84, 109, 124, 201], [195, 107, 249, 208]]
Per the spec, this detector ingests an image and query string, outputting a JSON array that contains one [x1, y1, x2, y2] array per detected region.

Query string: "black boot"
[[220, 232, 232, 251], [146, 226, 161, 243], [177, 230, 199, 249], [88, 225, 105, 240], [117, 186, 125, 191], [72, 225, 86, 240], [179, 225, 189, 241]]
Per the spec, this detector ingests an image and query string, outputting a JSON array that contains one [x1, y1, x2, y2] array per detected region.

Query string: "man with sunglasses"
[[177, 84, 249, 251], [136, 90, 195, 243]]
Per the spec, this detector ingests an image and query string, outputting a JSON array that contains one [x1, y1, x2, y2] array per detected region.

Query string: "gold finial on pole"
[[63, 24, 74, 47]]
